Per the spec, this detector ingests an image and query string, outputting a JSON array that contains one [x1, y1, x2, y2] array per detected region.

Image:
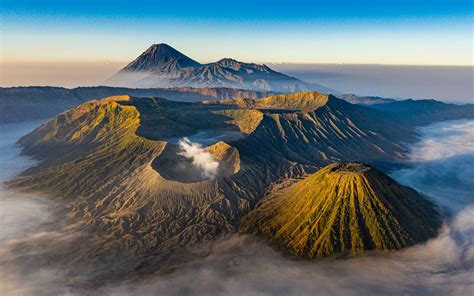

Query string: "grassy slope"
[[241, 163, 441, 258], [7, 91, 439, 280]]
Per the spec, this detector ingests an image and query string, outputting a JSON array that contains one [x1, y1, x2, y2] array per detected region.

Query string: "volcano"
[[241, 163, 441, 258], [121, 43, 202, 72], [9, 92, 442, 281], [107, 44, 335, 93]]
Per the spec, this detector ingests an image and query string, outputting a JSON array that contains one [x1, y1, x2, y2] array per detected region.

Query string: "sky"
[[0, 0, 473, 87]]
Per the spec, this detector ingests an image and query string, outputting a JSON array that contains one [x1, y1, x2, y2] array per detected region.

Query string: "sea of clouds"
[[270, 64, 473, 103], [0, 119, 473, 295]]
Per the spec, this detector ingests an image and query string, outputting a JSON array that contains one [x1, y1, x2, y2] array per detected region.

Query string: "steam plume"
[[178, 137, 219, 179]]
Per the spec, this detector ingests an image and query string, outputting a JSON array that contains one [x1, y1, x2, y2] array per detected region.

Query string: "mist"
[[271, 64, 474, 103], [178, 137, 219, 179], [0, 121, 48, 243], [0, 119, 473, 295], [4, 61, 472, 104], [391, 120, 474, 211], [0, 120, 72, 295], [103, 70, 155, 88], [0, 61, 122, 88], [104, 215, 473, 295]]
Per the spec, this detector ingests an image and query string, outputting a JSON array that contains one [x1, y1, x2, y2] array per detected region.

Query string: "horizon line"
[[2, 60, 473, 67]]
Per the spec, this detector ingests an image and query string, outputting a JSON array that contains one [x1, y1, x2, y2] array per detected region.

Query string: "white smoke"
[[178, 137, 219, 179]]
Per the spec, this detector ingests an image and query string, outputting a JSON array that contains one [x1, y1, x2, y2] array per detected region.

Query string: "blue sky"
[[1, 0, 473, 65]]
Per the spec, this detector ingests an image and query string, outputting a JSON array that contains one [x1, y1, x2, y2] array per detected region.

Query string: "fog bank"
[[0, 121, 50, 243], [271, 64, 473, 103], [105, 213, 473, 295], [1, 61, 123, 88], [4, 62, 472, 103], [0, 121, 71, 295], [392, 120, 474, 211]]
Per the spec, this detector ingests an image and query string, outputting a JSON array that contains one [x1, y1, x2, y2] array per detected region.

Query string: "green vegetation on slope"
[[203, 91, 328, 111], [16, 95, 166, 197], [241, 163, 441, 259], [8, 92, 444, 281]]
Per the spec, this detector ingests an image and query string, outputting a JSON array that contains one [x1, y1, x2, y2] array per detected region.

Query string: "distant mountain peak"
[[122, 43, 201, 72], [110, 43, 336, 94], [217, 57, 237, 63], [147, 43, 171, 50], [215, 58, 271, 72], [216, 57, 241, 66]]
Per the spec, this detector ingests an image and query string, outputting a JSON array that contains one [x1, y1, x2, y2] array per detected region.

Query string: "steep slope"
[[107, 44, 334, 93], [9, 91, 429, 282], [152, 140, 240, 183], [241, 163, 441, 258], [11, 95, 266, 280], [230, 93, 412, 168], [122, 43, 201, 72]]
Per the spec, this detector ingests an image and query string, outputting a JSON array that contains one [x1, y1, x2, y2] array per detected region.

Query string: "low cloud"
[[0, 188, 73, 296], [178, 137, 219, 179], [103, 208, 473, 296], [102, 70, 154, 88], [104, 119, 474, 296], [408, 120, 474, 162], [392, 119, 474, 211]]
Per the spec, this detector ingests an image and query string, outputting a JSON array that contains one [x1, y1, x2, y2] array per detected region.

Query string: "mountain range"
[[106, 43, 335, 93], [2, 85, 473, 124], [2, 46, 473, 287], [2, 40, 473, 294], [339, 94, 396, 105], [0, 86, 272, 123], [8, 91, 457, 285]]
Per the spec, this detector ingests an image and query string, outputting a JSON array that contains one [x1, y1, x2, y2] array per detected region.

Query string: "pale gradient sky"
[[0, 0, 473, 87]]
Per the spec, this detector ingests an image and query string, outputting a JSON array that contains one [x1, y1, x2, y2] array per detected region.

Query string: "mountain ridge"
[[122, 43, 202, 72], [107, 44, 335, 93], [2, 86, 472, 125], [0, 86, 273, 123], [6, 91, 451, 284], [339, 94, 396, 105]]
